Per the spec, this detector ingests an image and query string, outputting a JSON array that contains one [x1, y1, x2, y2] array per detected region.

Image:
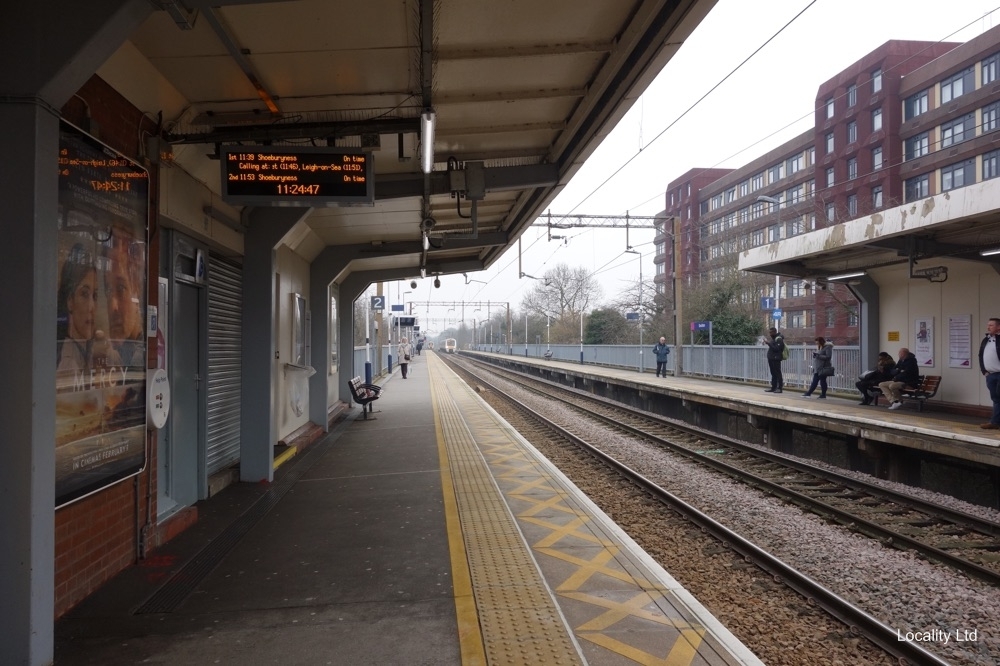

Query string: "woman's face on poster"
[[67, 268, 97, 340]]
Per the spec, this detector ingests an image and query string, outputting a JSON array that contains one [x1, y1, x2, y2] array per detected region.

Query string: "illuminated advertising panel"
[[56, 122, 149, 507], [220, 146, 373, 206]]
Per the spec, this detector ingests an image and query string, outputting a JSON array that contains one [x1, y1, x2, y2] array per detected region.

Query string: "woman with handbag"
[[398, 336, 414, 379], [802, 336, 834, 398]]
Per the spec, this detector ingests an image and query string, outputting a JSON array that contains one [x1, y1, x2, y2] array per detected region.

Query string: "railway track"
[[442, 354, 955, 666], [454, 354, 1000, 588]]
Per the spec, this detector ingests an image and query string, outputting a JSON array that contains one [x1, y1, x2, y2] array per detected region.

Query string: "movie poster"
[[55, 122, 149, 507]]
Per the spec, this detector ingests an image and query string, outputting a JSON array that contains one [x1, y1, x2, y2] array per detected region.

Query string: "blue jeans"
[[804, 373, 827, 396], [987, 372, 1000, 425]]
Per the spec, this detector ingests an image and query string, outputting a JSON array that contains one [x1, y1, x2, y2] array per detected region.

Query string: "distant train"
[[444, 338, 457, 354]]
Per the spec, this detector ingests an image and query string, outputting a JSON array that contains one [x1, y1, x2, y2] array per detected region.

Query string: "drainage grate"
[[134, 418, 353, 614]]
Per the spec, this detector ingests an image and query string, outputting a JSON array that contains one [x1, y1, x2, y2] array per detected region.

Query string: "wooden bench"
[[871, 375, 941, 411], [348, 376, 382, 419]]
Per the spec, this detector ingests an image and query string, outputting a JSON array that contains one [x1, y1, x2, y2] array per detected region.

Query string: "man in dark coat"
[[764, 327, 785, 393], [978, 317, 1000, 429], [878, 347, 919, 410]]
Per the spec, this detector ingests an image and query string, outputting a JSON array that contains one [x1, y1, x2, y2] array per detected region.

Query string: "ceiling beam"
[[437, 42, 613, 61], [164, 117, 418, 145]]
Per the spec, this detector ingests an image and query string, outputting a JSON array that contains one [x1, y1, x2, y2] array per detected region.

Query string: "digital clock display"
[[220, 146, 374, 206]]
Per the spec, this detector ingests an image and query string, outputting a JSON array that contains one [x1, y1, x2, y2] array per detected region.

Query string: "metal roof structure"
[[110, 0, 717, 282]]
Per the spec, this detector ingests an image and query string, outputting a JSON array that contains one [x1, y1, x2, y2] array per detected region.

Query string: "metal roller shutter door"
[[206, 254, 242, 474]]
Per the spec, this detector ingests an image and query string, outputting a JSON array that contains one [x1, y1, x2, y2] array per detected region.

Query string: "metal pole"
[[525, 312, 528, 356], [638, 254, 643, 373], [579, 311, 584, 364], [672, 216, 683, 377]]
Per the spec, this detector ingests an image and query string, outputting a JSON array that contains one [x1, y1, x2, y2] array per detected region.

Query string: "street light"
[[625, 248, 643, 372], [756, 195, 782, 327]]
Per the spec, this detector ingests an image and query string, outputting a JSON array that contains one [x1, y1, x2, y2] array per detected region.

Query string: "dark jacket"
[[893, 353, 920, 386], [978, 335, 1000, 374], [652, 343, 671, 363], [765, 334, 785, 362]]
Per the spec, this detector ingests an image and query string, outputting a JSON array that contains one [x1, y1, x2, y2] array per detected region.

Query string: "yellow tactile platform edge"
[[429, 355, 762, 666]]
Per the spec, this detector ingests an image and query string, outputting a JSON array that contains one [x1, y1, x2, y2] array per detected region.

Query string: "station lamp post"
[[756, 195, 782, 328]]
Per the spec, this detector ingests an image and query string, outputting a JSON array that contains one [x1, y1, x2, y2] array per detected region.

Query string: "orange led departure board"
[[220, 146, 373, 206]]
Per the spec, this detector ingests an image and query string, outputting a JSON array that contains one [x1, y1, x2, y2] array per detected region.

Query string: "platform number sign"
[[371, 295, 385, 312]]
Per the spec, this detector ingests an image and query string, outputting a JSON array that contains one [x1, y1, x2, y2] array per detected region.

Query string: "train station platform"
[[468, 351, 1000, 474], [54, 352, 761, 665]]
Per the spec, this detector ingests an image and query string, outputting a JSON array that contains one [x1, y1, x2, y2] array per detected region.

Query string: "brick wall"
[[55, 75, 161, 619]]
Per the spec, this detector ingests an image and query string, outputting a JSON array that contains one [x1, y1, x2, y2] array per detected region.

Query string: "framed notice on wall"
[[914, 317, 934, 367], [55, 122, 149, 508], [948, 315, 972, 368]]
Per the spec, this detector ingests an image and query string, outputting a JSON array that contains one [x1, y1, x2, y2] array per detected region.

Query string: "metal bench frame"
[[348, 376, 382, 419], [870, 375, 941, 411]]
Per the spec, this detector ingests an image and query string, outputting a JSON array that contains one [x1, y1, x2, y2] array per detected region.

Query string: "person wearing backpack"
[[764, 327, 785, 393]]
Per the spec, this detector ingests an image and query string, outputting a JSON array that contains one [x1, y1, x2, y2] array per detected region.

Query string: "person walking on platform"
[[878, 347, 919, 410], [652, 336, 671, 377], [856, 352, 895, 405], [398, 337, 413, 379], [978, 317, 1000, 429], [801, 337, 833, 398], [763, 327, 785, 393]]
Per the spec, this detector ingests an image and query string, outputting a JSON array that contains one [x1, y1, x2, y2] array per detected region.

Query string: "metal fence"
[[466, 343, 863, 393]]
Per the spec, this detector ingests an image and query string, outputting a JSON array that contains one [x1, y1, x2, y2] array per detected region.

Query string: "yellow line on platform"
[[430, 356, 487, 666], [272, 445, 297, 470]]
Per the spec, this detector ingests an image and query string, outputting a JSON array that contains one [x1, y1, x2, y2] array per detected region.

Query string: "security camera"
[[410, 280, 418, 289], [434, 277, 441, 288]]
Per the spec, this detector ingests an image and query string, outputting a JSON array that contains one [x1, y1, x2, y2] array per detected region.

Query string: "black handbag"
[[818, 365, 835, 377], [404, 354, 411, 361]]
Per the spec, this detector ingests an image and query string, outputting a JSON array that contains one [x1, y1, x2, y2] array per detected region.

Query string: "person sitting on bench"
[[856, 351, 895, 405], [878, 347, 919, 410]]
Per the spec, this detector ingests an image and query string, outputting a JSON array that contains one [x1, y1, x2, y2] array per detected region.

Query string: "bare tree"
[[520, 263, 602, 319]]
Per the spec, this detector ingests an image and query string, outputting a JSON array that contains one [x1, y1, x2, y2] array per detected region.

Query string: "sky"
[[387, 0, 1000, 336]]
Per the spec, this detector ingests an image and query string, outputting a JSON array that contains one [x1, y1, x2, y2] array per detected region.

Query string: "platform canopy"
[[113, 0, 717, 281], [739, 181, 1000, 282]]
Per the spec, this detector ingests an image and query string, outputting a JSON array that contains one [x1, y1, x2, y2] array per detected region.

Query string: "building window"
[[847, 194, 858, 216], [826, 203, 836, 221], [826, 306, 836, 327], [905, 174, 930, 201], [787, 154, 803, 174], [847, 120, 857, 144], [826, 97, 835, 118], [872, 185, 883, 209], [984, 52, 1000, 85], [808, 146, 815, 165], [872, 68, 882, 93], [905, 132, 929, 160], [786, 218, 805, 237], [788, 280, 807, 297], [726, 187, 736, 203], [751, 229, 764, 247], [739, 180, 749, 197], [826, 167, 835, 187], [905, 90, 928, 120], [825, 132, 835, 154], [790, 311, 807, 328], [984, 149, 1000, 180], [941, 159, 975, 191], [847, 84, 857, 107], [752, 172, 765, 190], [847, 157, 857, 180], [768, 163, 785, 183], [848, 309, 858, 327], [768, 224, 782, 242], [941, 67, 974, 103], [872, 146, 883, 171], [941, 113, 975, 148], [984, 101, 1000, 134], [871, 107, 882, 132]]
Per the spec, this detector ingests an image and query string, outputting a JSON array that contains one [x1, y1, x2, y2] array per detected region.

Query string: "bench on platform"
[[872, 375, 942, 411], [348, 376, 382, 419]]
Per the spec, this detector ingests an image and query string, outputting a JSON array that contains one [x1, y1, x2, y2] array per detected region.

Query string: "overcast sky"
[[391, 0, 1000, 335]]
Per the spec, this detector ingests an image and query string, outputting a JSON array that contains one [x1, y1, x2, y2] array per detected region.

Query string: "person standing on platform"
[[801, 336, 833, 398], [978, 317, 1000, 429], [763, 327, 785, 393], [652, 336, 671, 377], [398, 336, 413, 379], [878, 347, 919, 410]]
